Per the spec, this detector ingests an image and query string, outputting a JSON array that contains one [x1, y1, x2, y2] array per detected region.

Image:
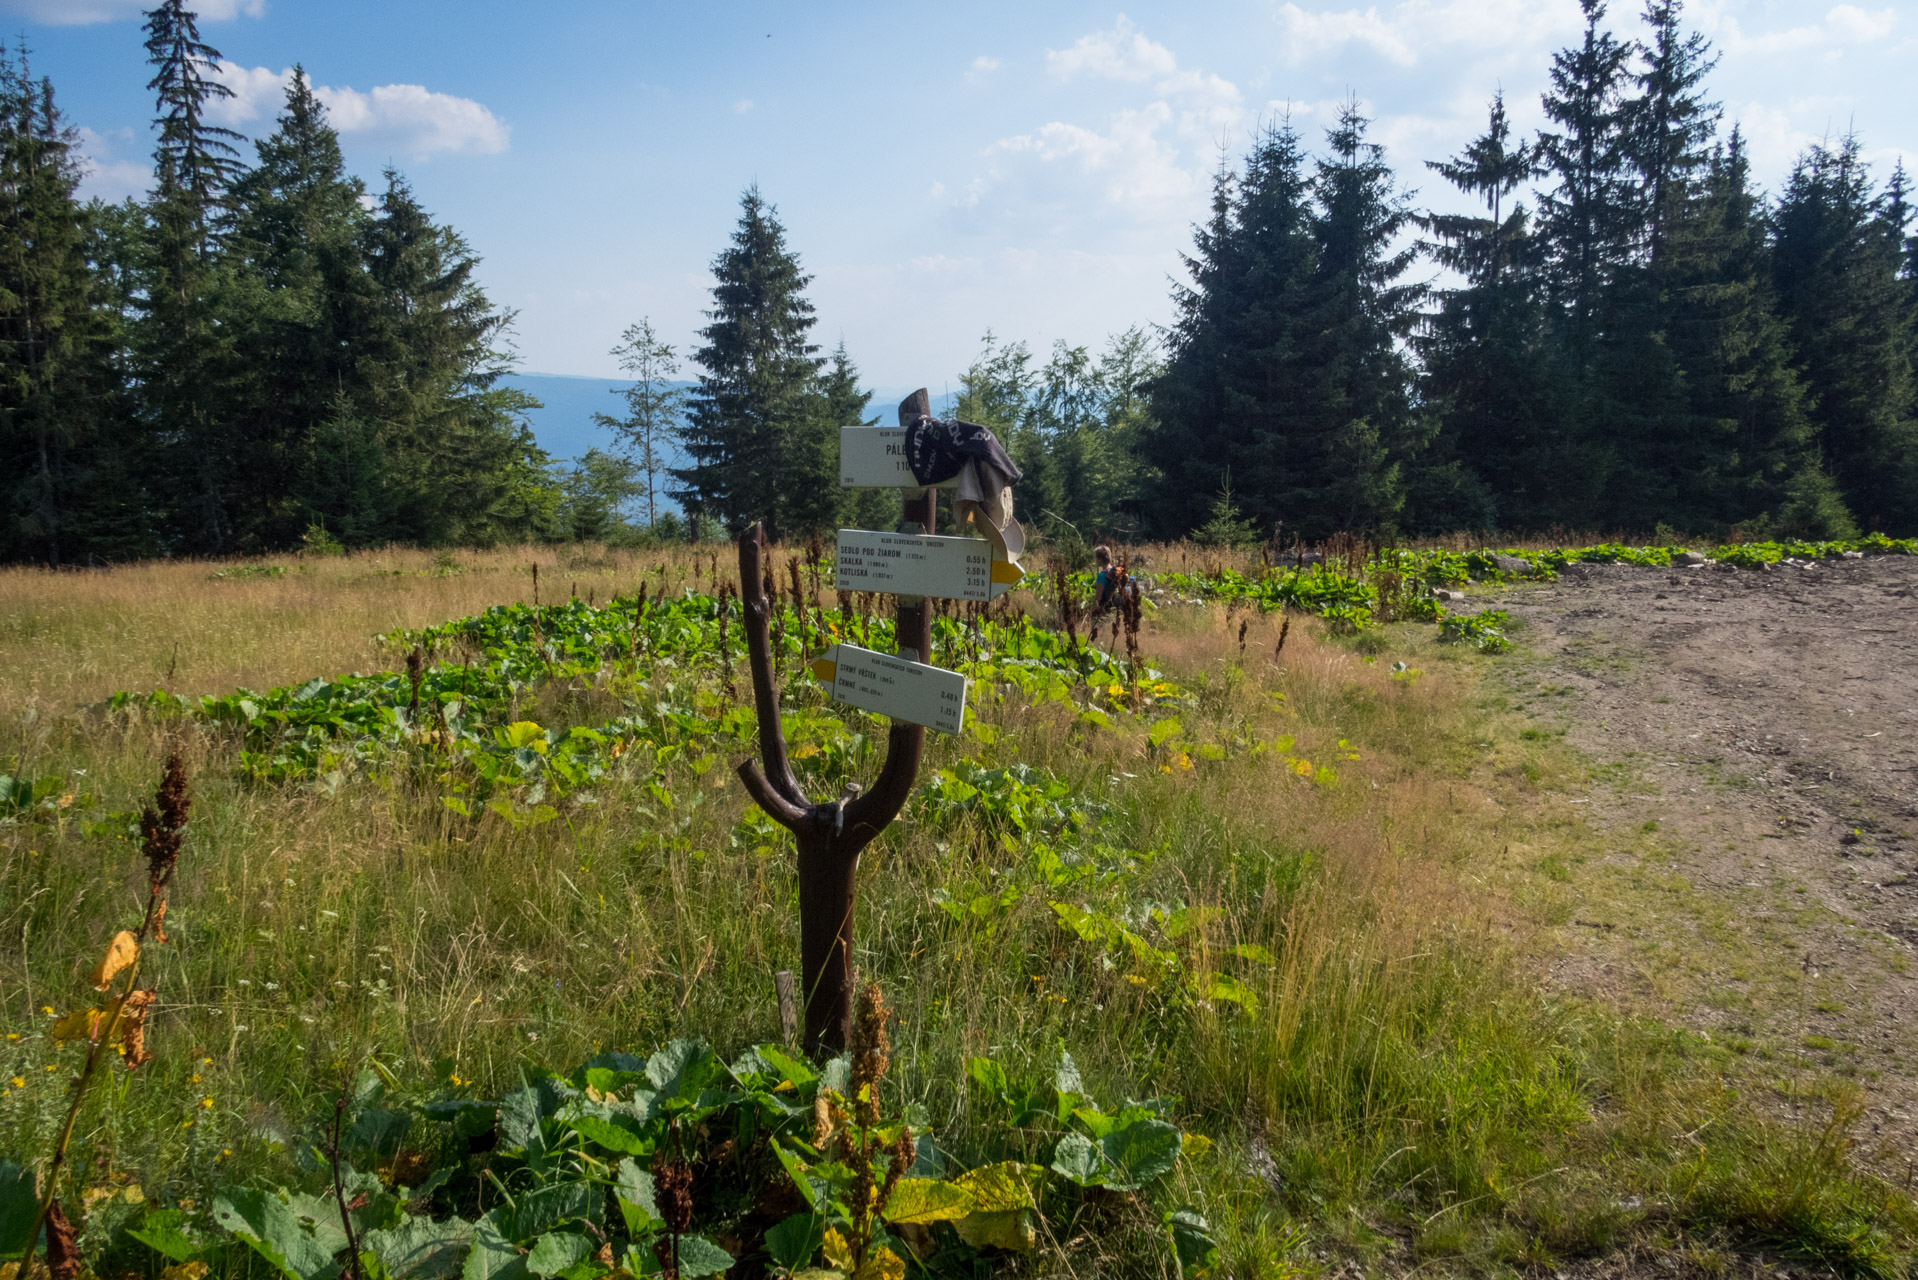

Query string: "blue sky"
[[14, 0, 1917, 388]]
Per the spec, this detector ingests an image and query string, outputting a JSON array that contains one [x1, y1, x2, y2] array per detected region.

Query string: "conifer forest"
[[4, 0, 1915, 565]]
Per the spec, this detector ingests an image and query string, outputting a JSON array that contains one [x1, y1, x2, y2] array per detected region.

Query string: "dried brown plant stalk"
[[16, 757, 190, 1277]]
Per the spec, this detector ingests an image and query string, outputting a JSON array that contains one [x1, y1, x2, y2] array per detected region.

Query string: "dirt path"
[[1480, 557, 1918, 1153]]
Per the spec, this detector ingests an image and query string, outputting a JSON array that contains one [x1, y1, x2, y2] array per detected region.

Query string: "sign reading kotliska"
[[833, 529, 1023, 601], [809, 643, 967, 735], [838, 427, 960, 489]]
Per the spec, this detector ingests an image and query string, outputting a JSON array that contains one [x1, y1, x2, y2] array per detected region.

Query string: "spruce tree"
[[1773, 136, 1918, 533], [1144, 126, 1319, 538], [673, 186, 824, 539], [1304, 99, 1424, 532], [1537, 0, 1634, 357], [229, 68, 375, 547], [139, 0, 245, 551], [359, 169, 545, 545], [1593, 0, 1719, 529], [1660, 131, 1850, 534], [1414, 92, 1544, 531], [0, 46, 115, 565]]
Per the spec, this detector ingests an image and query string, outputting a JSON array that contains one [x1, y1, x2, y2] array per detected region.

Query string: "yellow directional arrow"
[[990, 560, 1024, 585], [810, 657, 837, 682]]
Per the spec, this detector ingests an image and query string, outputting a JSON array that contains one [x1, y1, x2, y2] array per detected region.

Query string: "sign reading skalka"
[[833, 529, 1023, 602], [809, 643, 967, 735]]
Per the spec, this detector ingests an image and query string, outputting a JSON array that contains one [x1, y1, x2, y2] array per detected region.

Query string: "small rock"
[[1842, 549, 1864, 559], [1674, 551, 1708, 566], [1491, 553, 1532, 575], [1433, 588, 1466, 602]]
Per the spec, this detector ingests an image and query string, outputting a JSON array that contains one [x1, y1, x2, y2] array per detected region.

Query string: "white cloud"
[[973, 104, 1199, 218], [1046, 14, 1178, 82], [1699, 3, 1896, 56], [207, 63, 509, 159], [959, 17, 1243, 237], [1272, 0, 1582, 67], [734, 98, 754, 114], [74, 125, 148, 202], [0, 0, 260, 23], [966, 55, 1003, 83]]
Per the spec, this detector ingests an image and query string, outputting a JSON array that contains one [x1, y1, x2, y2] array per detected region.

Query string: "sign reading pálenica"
[[810, 643, 967, 735], [838, 427, 960, 489], [834, 529, 1023, 602]]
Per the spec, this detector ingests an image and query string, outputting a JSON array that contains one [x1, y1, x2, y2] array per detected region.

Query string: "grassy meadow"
[[2, 542, 1912, 1278]]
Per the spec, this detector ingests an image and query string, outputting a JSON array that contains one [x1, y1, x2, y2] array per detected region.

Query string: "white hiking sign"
[[838, 426, 960, 489], [832, 528, 1023, 602], [808, 643, 967, 735]]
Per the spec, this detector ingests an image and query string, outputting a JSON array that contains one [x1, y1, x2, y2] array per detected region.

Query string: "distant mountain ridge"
[[503, 372, 959, 465]]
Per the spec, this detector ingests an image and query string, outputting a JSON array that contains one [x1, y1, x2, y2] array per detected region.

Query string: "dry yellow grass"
[[0, 545, 709, 716]]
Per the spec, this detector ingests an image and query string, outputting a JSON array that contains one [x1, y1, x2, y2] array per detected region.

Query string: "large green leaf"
[[950, 1162, 1036, 1212], [964, 1057, 1009, 1097], [497, 1087, 545, 1153], [127, 1207, 204, 1263], [525, 1231, 589, 1278], [1166, 1208, 1219, 1277], [0, 1160, 40, 1257], [214, 1187, 343, 1280], [504, 1181, 598, 1243], [614, 1159, 659, 1236], [1048, 1133, 1110, 1188], [1100, 1119, 1182, 1191], [754, 1043, 817, 1091], [771, 1140, 824, 1211], [764, 1213, 825, 1270], [645, 1040, 719, 1102], [566, 1113, 652, 1157], [665, 1234, 733, 1278], [461, 1210, 528, 1280], [365, 1215, 474, 1279]]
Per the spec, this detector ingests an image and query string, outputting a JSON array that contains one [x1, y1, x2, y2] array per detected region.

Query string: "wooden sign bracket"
[[734, 390, 938, 1056]]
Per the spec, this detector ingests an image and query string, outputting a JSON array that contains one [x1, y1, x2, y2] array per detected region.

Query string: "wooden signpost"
[[737, 387, 1017, 1056]]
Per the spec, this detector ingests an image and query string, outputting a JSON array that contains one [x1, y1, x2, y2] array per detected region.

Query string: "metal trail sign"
[[808, 643, 967, 735], [833, 528, 1024, 601]]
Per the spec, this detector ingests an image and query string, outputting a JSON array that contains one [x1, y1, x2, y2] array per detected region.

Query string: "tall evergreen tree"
[[228, 68, 374, 546], [139, 0, 245, 551], [356, 169, 546, 545], [1537, 0, 1634, 357], [1773, 135, 1918, 533], [1303, 99, 1425, 532], [1414, 92, 1548, 530], [1144, 124, 1320, 538], [0, 46, 116, 565], [673, 186, 823, 539], [1593, 0, 1719, 528], [1658, 131, 1851, 533]]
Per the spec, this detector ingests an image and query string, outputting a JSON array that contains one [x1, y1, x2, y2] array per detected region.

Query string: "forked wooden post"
[[735, 390, 937, 1056]]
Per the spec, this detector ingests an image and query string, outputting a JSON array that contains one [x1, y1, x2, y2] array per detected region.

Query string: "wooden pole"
[[734, 390, 936, 1057]]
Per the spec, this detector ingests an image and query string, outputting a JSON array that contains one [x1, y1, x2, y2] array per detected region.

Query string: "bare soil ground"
[[1480, 556, 1918, 1159]]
